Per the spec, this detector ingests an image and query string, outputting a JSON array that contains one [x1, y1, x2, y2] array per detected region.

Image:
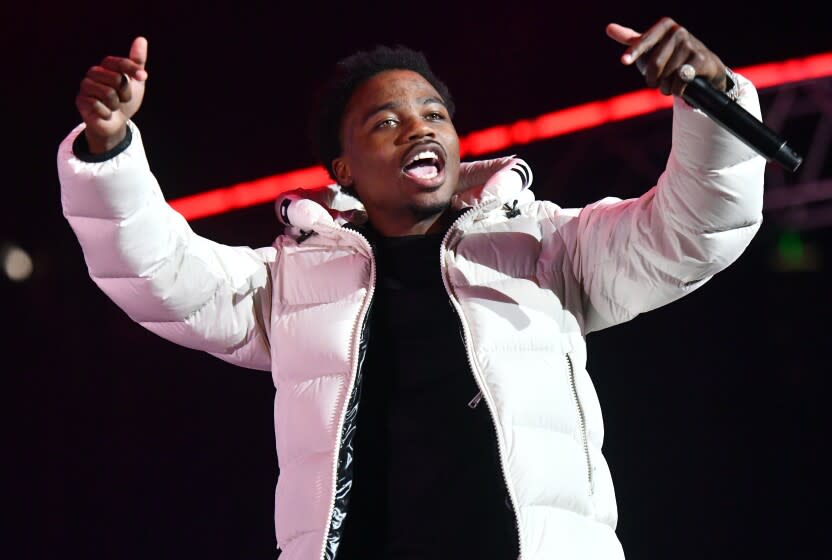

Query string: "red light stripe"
[[740, 52, 832, 88], [170, 52, 832, 221], [171, 166, 332, 221]]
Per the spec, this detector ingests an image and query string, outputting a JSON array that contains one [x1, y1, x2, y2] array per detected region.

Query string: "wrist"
[[74, 124, 133, 163], [84, 126, 128, 154]]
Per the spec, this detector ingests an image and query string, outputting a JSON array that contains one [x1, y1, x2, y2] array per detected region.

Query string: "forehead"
[[343, 69, 442, 120]]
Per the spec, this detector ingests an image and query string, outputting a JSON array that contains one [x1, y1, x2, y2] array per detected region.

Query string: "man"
[[58, 17, 765, 560]]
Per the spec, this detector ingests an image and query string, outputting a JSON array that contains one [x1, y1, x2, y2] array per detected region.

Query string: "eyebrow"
[[361, 96, 447, 126]]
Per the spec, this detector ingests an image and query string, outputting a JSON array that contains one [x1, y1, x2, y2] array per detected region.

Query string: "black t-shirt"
[[336, 230, 519, 560]]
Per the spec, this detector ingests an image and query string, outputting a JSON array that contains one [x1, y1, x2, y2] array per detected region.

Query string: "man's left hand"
[[606, 17, 728, 96]]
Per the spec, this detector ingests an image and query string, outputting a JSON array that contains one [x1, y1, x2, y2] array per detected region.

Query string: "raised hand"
[[606, 18, 727, 97], [75, 37, 149, 154]]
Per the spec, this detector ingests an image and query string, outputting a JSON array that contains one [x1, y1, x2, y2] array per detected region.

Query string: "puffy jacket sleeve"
[[553, 73, 765, 334], [58, 122, 274, 370]]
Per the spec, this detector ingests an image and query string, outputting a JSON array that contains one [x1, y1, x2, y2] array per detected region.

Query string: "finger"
[[79, 76, 122, 111], [118, 73, 133, 103], [663, 48, 698, 96], [622, 17, 678, 66], [85, 66, 132, 102], [86, 65, 123, 89], [128, 36, 149, 81], [658, 76, 673, 96], [605, 23, 641, 46], [641, 27, 690, 87], [76, 94, 113, 120], [100, 56, 145, 80]]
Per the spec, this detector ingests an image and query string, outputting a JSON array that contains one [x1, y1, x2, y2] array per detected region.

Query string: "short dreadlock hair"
[[310, 45, 455, 183]]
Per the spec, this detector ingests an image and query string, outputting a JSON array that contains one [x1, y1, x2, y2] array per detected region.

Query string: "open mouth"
[[401, 145, 446, 184]]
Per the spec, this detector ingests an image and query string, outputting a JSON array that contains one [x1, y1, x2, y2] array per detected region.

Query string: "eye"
[[376, 118, 398, 129], [425, 111, 445, 121]]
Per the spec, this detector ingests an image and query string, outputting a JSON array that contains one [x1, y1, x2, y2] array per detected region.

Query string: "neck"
[[366, 205, 454, 237]]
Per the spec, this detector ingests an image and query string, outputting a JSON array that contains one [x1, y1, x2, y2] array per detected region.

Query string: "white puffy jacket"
[[57, 74, 764, 560]]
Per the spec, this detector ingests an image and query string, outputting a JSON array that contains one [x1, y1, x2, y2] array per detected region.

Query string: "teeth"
[[413, 150, 437, 161], [406, 150, 439, 166]]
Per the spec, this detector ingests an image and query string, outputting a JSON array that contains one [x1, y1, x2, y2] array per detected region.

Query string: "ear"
[[332, 157, 353, 187]]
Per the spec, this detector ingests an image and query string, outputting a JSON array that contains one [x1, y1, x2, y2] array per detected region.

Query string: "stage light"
[[2, 243, 34, 282], [772, 231, 821, 272]]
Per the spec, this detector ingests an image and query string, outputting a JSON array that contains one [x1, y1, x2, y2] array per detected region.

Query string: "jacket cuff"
[[72, 125, 133, 163], [671, 71, 762, 170]]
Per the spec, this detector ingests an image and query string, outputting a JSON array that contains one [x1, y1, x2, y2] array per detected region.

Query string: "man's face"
[[333, 70, 460, 230]]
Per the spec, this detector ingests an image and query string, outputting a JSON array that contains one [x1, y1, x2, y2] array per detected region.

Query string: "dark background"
[[3, 1, 828, 558]]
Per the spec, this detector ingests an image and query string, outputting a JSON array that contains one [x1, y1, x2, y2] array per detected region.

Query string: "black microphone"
[[681, 74, 803, 171]]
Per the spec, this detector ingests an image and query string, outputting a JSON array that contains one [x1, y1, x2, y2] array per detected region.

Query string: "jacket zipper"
[[439, 207, 524, 559], [566, 352, 593, 494], [318, 227, 376, 560], [467, 390, 483, 409]]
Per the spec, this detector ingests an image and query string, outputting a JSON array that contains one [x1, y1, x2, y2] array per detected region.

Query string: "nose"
[[401, 115, 435, 143]]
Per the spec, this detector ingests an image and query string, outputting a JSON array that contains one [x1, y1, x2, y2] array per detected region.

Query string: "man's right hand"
[[76, 37, 149, 154]]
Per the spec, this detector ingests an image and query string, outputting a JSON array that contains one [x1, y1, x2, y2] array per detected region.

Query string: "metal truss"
[[760, 77, 832, 231]]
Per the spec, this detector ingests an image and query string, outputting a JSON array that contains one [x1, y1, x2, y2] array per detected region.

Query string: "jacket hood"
[[275, 157, 534, 234]]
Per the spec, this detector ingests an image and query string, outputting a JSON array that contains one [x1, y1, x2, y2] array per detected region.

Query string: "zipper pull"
[[502, 200, 520, 218], [297, 229, 318, 244], [467, 390, 483, 409]]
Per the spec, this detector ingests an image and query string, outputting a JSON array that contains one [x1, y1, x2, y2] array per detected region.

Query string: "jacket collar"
[[276, 157, 534, 233]]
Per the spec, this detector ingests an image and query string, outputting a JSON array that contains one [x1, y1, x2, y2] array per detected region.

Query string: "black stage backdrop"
[[3, 1, 828, 558]]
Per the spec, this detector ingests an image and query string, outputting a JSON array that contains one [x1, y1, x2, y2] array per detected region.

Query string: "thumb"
[[605, 23, 641, 46], [129, 36, 149, 80]]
